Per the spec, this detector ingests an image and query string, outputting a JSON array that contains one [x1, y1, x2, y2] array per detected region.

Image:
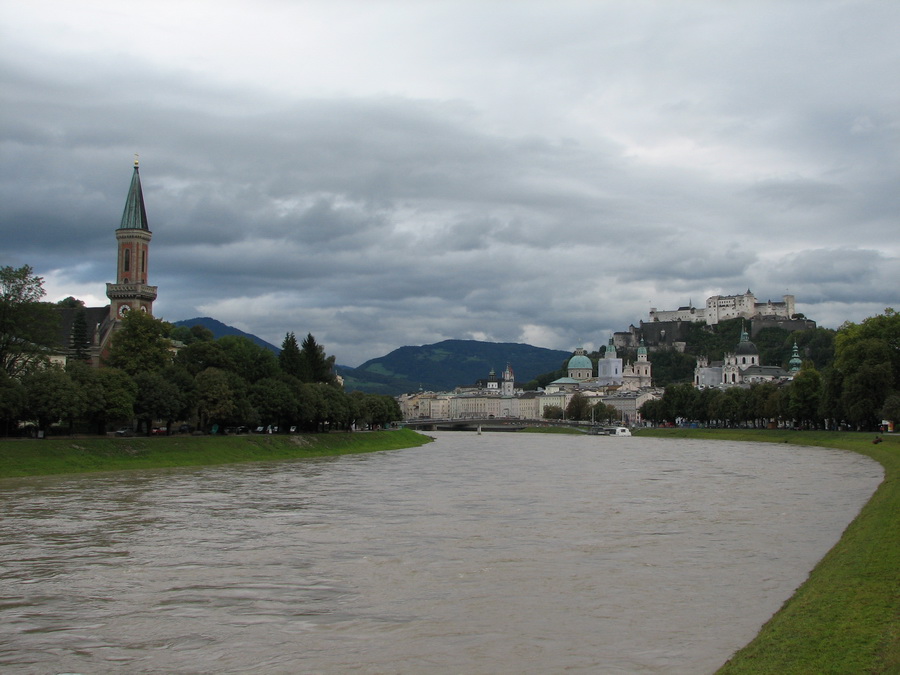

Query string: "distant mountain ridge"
[[336, 339, 572, 395], [172, 319, 571, 396], [172, 317, 281, 353]]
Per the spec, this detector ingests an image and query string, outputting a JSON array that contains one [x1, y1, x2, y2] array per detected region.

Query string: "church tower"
[[502, 363, 515, 396], [634, 338, 652, 386], [106, 157, 158, 321]]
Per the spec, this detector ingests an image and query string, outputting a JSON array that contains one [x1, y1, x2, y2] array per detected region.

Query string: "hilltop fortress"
[[649, 290, 794, 325], [617, 290, 815, 351]]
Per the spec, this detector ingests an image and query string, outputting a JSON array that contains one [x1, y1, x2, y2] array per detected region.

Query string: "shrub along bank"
[[0, 428, 432, 478], [637, 428, 899, 675]]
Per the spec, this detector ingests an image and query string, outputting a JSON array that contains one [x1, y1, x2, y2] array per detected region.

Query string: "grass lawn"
[[637, 428, 899, 675], [0, 428, 432, 478]]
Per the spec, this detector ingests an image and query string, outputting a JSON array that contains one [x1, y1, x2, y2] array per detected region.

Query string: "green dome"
[[568, 354, 592, 370]]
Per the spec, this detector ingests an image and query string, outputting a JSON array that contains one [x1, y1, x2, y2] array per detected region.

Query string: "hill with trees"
[[337, 340, 572, 395], [639, 309, 899, 431], [172, 317, 280, 353]]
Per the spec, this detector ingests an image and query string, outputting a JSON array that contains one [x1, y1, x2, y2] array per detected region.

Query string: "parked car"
[[115, 427, 133, 437], [151, 427, 167, 435]]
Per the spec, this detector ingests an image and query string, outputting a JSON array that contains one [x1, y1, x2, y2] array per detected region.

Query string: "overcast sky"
[[2, 1, 898, 366]]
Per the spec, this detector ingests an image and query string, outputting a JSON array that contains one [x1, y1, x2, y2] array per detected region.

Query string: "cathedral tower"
[[106, 158, 158, 321], [502, 363, 515, 396]]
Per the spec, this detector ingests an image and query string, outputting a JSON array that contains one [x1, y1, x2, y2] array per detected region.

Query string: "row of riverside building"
[[397, 340, 659, 427], [399, 302, 810, 425]]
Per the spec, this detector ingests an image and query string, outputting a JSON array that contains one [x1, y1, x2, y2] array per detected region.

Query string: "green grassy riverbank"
[[0, 428, 432, 478], [637, 428, 899, 674]]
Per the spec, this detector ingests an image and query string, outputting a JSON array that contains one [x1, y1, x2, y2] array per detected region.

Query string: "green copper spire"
[[119, 156, 150, 231], [789, 341, 803, 372]]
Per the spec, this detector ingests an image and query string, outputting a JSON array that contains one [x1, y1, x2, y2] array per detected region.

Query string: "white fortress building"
[[649, 290, 796, 325]]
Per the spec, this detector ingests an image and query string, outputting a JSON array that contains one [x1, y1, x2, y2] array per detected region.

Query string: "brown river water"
[[0, 432, 883, 674]]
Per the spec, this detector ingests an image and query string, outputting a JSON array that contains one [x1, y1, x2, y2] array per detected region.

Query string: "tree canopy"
[[0, 265, 60, 376]]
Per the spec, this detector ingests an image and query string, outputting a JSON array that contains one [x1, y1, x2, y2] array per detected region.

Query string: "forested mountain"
[[172, 316, 834, 394], [337, 340, 572, 395], [172, 317, 280, 353], [172, 321, 572, 395]]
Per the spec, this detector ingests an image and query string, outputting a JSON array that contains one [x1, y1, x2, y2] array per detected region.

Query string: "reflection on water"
[[0, 433, 882, 674]]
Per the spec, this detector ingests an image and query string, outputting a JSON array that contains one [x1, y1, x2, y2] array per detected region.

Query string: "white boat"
[[605, 426, 632, 437]]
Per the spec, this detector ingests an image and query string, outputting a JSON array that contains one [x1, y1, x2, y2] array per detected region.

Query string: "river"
[[0, 432, 883, 674]]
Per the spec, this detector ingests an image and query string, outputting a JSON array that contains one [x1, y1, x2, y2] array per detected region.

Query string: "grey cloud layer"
[[1, 1, 899, 365]]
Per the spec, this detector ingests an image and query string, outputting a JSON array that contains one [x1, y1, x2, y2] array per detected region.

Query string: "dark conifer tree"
[[300, 333, 336, 385], [70, 309, 91, 362], [279, 332, 303, 379]]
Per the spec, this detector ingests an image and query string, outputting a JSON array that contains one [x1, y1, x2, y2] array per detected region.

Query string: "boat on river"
[[590, 426, 632, 436]]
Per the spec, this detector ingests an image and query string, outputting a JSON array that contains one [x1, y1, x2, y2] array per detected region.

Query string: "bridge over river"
[[400, 418, 590, 432]]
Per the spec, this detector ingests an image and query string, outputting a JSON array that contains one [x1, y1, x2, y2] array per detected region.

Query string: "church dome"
[[735, 340, 758, 355], [568, 353, 592, 370], [734, 327, 758, 355]]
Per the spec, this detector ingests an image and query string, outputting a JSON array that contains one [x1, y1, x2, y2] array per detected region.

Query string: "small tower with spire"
[[502, 363, 515, 396], [789, 342, 803, 373], [106, 157, 158, 321]]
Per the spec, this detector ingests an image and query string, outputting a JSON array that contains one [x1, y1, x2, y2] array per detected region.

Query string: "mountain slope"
[[171, 320, 571, 395], [172, 317, 281, 353], [337, 339, 572, 395]]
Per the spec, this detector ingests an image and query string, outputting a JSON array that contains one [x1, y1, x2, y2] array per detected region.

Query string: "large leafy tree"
[[748, 382, 782, 427], [133, 371, 182, 434], [591, 401, 619, 425], [105, 310, 172, 375], [349, 392, 402, 429], [638, 398, 666, 425], [818, 367, 845, 428], [162, 365, 197, 429], [250, 377, 298, 430], [834, 335, 894, 430], [565, 392, 591, 421], [788, 366, 822, 428], [0, 371, 25, 435], [21, 366, 83, 434], [194, 368, 256, 431], [542, 404, 564, 420], [317, 382, 350, 430], [68, 361, 136, 434], [0, 265, 60, 376], [841, 362, 892, 430], [880, 393, 900, 429], [835, 309, 900, 390], [218, 335, 279, 384], [175, 340, 234, 376]]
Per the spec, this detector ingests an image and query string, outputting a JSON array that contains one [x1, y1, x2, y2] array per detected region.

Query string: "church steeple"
[[119, 156, 150, 231], [107, 158, 158, 320]]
